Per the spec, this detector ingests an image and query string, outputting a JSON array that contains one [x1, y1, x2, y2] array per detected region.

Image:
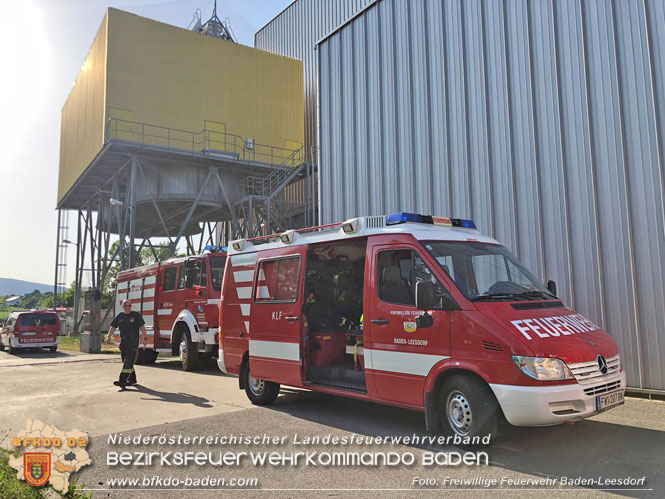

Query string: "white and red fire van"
[[114, 250, 226, 370], [0, 310, 61, 354], [218, 213, 626, 441]]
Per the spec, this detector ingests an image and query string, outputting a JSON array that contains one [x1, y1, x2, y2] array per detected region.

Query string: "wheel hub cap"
[[447, 390, 472, 436], [248, 374, 265, 395], [179, 340, 187, 362]]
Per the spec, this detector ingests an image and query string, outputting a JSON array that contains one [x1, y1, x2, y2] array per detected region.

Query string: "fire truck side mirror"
[[415, 281, 436, 311], [416, 313, 434, 329], [547, 280, 557, 297]]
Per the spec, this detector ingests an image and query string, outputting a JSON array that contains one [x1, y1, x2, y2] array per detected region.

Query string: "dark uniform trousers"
[[119, 338, 139, 385]]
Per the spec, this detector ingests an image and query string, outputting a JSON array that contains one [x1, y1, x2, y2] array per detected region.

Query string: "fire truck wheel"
[[145, 350, 158, 364], [179, 332, 199, 371], [439, 375, 499, 444], [245, 368, 280, 405], [137, 350, 158, 365], [49, 346, 57, 353]]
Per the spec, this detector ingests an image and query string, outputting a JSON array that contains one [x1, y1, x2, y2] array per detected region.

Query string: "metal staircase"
[[235, 145, 316, 237], [238, 146, 308, 197]]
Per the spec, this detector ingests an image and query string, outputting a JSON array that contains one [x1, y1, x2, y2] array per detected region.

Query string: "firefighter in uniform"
[[105, 299, 147, 389]]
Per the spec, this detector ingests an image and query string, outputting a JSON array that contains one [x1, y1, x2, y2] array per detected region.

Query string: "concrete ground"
[[1, 349, 663, 498]]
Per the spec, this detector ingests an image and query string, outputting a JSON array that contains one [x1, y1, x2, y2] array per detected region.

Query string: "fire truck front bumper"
[[490, 371, 626, 426], [217, 349, 227, 373]]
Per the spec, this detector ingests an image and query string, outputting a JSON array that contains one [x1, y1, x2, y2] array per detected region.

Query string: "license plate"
[[596, 390, 624, 411], [22, 332, 36, 336]]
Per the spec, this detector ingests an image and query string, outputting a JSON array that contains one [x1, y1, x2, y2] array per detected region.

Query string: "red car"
[[218, 212, 626, 443], [1, 310, 61, 354]]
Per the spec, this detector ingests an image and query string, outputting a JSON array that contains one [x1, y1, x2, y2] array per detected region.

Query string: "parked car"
[[0, 310, 61, 354]]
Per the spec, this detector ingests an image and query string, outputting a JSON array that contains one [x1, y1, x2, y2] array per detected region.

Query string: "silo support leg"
[[169, 170, 213, 257]]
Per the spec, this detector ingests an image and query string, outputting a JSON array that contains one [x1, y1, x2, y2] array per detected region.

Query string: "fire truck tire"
[[439, 375, 499, 444], [136, 349, 156, 365], [244, 368, 280, 405], [49, 346, 57, 353], [145, 350, 158, 364], [179, 332, 199, 371]]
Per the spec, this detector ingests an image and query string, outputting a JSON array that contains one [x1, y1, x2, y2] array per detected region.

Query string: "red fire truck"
[[113, 250, 227, 370], [218, 213, 626, 442]]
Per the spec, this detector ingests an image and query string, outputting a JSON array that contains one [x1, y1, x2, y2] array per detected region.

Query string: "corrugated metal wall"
[[255, 0, 377, 148], [261, 0, 665, 391], [58, 12, 108, 203]]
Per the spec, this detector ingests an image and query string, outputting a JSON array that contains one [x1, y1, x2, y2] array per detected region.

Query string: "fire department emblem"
[[403, 321, 417, 333], [24, 452, 51, 487]]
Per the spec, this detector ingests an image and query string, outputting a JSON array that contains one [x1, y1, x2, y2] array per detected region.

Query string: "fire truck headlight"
[[511, 356, 574, 381]]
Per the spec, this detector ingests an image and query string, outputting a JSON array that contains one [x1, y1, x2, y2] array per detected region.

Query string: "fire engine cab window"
[[177, 265, 186, 289], [377, 250, 447, 307], [210, 257, 226, 292], [255, 256, 300, 303], [200, 261, 207, 288], [185, 261, 201, 288], [163, 267, 177, 291]]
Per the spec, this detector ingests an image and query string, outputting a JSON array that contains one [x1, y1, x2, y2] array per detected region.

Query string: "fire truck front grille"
[[568, 354, 620, 385], [583, 380, 622, 397]]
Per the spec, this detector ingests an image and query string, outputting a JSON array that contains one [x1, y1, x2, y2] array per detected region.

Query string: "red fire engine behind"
[[113, 251, 227, 369]]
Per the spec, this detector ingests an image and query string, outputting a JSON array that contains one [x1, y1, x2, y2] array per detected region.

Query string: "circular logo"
[[597, 354, 608, 375]]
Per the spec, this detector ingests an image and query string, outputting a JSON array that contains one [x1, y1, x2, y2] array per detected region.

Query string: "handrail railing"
[[105, 117, 303, 167]]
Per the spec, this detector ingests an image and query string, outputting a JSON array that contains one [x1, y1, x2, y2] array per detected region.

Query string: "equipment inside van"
[[303, 240, 366, 391]]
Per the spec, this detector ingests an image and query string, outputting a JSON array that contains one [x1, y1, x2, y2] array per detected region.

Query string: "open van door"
[[246, 246, 307, 387]]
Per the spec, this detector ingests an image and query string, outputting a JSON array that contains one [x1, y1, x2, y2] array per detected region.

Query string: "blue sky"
[[0, 0, 291, 285]]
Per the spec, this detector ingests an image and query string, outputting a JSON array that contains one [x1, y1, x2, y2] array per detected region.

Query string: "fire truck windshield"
[[421, 241, 553, 301]]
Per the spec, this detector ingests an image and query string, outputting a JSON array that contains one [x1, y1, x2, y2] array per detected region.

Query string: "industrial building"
[[55, 7, 315, 334], [256, 0, 665, 393]]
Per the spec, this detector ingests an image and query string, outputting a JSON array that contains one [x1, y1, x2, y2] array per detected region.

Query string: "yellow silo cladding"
[[58, 7, 305, 204]]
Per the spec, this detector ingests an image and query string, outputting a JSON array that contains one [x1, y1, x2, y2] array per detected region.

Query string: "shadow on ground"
[[118, 384, 214, 408], [148, 357, 235, 378], [260, 389, 663, 498]]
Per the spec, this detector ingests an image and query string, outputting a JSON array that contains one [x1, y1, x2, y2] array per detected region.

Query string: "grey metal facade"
[[255, 0, 377, 147], [258, 0, 665, 392]]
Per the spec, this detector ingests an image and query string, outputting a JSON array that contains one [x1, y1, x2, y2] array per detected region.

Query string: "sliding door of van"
[[366, 236, 453, 407], [248, 247, 307, 387]]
